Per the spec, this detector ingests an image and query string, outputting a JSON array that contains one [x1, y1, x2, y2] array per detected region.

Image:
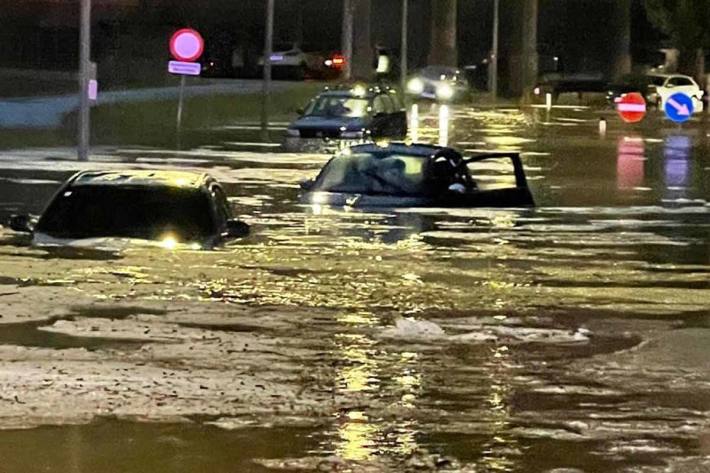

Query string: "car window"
[[372, 95, 389, 114], [304, 96, 369, 117], [376, 94, 394, 114], [315, 153, 428, 196], [669, 77, 694, 86], [466, 157, 519, 191], [647, 76, 666, 86], [35, 186, 216, 242]]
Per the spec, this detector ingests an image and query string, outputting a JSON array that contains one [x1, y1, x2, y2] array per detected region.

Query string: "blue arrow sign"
[[664, 92, 694, 123]]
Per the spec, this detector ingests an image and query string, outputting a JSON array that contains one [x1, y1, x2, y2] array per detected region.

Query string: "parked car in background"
[[300, 142, 535, 208], [645, 73, 705, 112], [606, 73, 705, 112], [7, 170, 249, 249], [285, 85, 407, 151], [257, 42, 341, 80], [606, 74, 660, 105], [406, 66, 471, 103], [533, 73, 608, 102]]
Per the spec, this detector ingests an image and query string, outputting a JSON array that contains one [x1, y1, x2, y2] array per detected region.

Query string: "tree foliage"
[[643, 0, 710, 51]]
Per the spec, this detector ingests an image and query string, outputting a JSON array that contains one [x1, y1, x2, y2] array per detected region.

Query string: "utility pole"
[[341, 0, 353, 81], [260, 0, 275, 140], [489, 0, 499, 101], [400, 0, 408, 91], [78, 0, 91, 161]]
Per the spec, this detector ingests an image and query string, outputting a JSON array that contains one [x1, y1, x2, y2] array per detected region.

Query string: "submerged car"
[[406, 66, 471, 102], [285, 85, 407, 151], [7, 170, 249, 249], [300, 143, 535, 208]]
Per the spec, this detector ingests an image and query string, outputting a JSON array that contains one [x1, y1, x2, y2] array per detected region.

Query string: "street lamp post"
[[261, 0, 275, 140], [341, 0, 353, 81], [489, 0, 499, 102], [78, 0, 91, 161], [400, 0, 408, 92]]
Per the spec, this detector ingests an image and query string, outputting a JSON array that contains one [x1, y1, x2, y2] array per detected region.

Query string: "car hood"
[[290, 116, 367, 131], [32, 233, 207, 251]]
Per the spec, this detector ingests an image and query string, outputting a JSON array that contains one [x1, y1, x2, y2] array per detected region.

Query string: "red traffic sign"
[[616, 92, 647, 124], [169, 28, 204, 62]]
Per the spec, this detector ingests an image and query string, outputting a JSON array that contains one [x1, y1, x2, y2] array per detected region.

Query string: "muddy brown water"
[[0, 105, 707, 472]]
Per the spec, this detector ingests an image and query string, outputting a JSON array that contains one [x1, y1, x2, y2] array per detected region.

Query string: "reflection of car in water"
[[406, 66, 471, 102], [7, 171, 249, 249], [285, 86, 407, 151], [300, 143, 535, 208]]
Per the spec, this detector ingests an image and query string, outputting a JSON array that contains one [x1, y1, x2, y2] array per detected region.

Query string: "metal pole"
[[78, 0, 91, 161], [341, 0, 353, 81], [400, 0, 408, 92], [260, 0, 275, 140], [176, 75, 186, 149], [489, 0, 499, 102]]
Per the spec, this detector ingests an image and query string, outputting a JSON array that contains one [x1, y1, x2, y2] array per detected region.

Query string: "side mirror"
[[226, 219, 250, 238], [299, 178, 315, 191], [296, 108, 305, 115], [8, 214, 34, 233]]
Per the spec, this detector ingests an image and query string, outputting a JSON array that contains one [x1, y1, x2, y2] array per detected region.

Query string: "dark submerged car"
[[285, 85, 407, 151], [7, 170, 249, 249], [300, 143, 535, 208]]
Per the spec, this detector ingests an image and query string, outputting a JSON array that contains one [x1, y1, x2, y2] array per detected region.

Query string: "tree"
[[350, 0, 372, 79], [644, 0, 709, 81], [428, 0, 457, 66], [612, 0, 632, 81]]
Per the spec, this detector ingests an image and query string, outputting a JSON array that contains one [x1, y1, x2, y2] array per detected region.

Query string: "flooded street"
[[0, 104, 708, 472]]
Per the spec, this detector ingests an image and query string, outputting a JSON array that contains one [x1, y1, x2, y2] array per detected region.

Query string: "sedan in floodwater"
[[6, 170, 249, 249], [284, 85, 407, 151], [300, 143, 535, 208]]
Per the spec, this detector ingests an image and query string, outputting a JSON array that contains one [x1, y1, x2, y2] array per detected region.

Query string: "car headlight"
[[407, 78, 424, 94], [436, 83, 455, 100], [286, 128, 300, 137]]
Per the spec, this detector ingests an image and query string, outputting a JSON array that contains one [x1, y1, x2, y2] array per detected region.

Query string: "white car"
[[406, 66, 471, 102], [258, 43, 322, 79], [647, 73, 705, 113]]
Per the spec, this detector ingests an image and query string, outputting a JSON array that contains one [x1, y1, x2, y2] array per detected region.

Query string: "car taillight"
[[326, 54, 345, 69]]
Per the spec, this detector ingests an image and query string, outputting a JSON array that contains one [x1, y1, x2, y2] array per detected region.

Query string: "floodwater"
[[0, 104, 708, 472]]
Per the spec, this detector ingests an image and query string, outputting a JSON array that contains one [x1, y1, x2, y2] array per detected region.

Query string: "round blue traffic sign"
[[664, 92, 694, 123]]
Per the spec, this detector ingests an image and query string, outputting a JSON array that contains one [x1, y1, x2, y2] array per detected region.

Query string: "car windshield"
[[304, 96, 370, 118], [647, 75, 666, 86], [35, 186, 216, 242], [314, 153, 429, 196], [420, 66, 459, 81]]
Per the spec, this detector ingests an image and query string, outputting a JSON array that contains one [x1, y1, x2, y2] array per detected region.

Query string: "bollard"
[[410, 103, 419, 142], [545, 93, 553, 110], [438, 105, 450, 147], [599, 118, 607, 137]]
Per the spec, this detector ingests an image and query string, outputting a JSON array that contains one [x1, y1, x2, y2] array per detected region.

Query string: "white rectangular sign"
[[169, 61, 201, 76]]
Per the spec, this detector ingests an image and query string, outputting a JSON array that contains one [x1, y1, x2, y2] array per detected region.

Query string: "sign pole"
[[176, 75, 186, 149], [261, 0, 275, 141], [78, 0, 91, 161]]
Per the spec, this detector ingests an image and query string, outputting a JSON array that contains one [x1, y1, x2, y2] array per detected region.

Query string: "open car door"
[[442, 152, 535, 207]]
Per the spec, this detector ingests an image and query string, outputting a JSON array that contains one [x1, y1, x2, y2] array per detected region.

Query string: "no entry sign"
[[616, 92, 647, 124], [170, 28, 204, 62]]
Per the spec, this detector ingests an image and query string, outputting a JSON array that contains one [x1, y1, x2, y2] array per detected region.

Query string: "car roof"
[[347, 142, 451, 159], [647, 73, 694, 80], [70, 170, 211, 189], [318, 90, 374, 99]]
